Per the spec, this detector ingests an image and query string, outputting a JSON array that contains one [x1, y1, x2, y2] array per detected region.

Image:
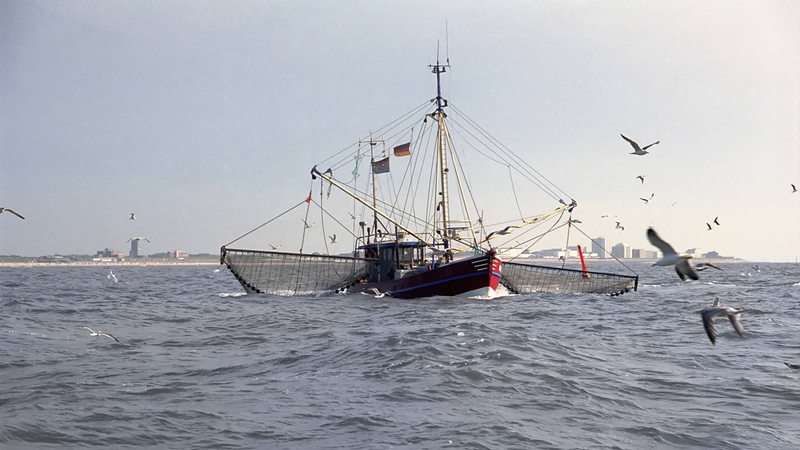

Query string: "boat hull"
[[348, 252, 502, 299]]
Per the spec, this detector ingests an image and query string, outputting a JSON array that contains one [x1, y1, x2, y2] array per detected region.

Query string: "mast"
[[429, 60, 452, 261], [369, 137, 379, 240], [361, 135, 383, 243]]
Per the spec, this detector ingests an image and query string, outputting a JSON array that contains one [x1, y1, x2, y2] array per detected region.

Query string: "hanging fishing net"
[[222, 247, 371, 296], [501, 261, 638, 296]]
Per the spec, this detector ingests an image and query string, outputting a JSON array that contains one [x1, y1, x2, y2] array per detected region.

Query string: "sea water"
[[2, 262, 799, 449]]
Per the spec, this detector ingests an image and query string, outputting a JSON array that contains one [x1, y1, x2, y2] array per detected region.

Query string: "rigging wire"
[[315, 101, 431, 174], [319, 177, 329, 255], [223, 197, 310, 248], [445, 115, 562, 203], [299, 188, 314, 253], [567, 222, 639, 275], [562, 216, 573, 269], [497, 211, 567, 263], [508, 164, 525, 221], [448, 103, 574, 202]]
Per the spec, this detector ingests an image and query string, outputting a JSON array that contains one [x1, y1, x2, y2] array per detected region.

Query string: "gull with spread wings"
[[0, 207, 25, 220], [621, 134, 660, 156], [646, 227, 698, 281], [700, 298, 743, 345]]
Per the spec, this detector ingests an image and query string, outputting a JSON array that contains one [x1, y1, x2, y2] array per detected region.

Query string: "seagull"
[[695, 262, 722, 271], [268, 243, 282, 250], [713, 217, 720, 226], [792, 184, 797, 193], [615, 221, 625, 231], [126, 237, 151, 243], [706, 223, 713, 231], [640, 193, 655, 204], [636, 175, 645, 184], [700, 298, 743, 345], [83, 327, 120, 343], [106, 268, 118, 283], [302, 219, 314, 229], [129, 212, 137, 220], [621, 133, 660, 156], [569, 218, 582, 224], [0, 207, 26, 219], [329, 234, 337, 244], [785, 362, 800, 369], [646, 227, 698, 281]]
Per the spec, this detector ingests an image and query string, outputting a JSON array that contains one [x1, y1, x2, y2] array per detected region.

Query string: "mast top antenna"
[[429, 43, 450, 113]]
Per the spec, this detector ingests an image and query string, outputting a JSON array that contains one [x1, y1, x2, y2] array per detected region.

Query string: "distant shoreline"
[[0, 260, 220, 268]]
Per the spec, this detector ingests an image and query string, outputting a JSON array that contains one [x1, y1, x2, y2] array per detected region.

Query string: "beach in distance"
[[0, 260, 220, 268]]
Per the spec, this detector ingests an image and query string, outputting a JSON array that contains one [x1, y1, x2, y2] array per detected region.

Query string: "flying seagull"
[[329, 234, 337, 244], [0, 207, 25, 220], [706, 223, 713, 231], [792, 184, 797, 193], [615, 221, 625, 231], [106, 268, 118, 283], [621, 134, 660, 156], [785, 362, 800, 369], [713, 217, 720, 226], [126, 237, 151, 243], [302, 219, 314, 229], [700, 298, 743, 345], [646, 227, 698, 281], [695, 262, 722, 271], [636, 175, 645, 184], [640, 193, 654, 204], [83, 326, 120, 343], [268, 243, 282, 250], [129, 212, 136, 220]]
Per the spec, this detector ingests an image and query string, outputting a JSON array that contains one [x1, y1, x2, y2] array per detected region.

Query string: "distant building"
[[129, 240, 141, 258], [701, 251, 735, 259], [36, 255, 72, 263], [95, 248, 125, 261], [167, 250, 190, 259], [592, 237, 607, 259], [632, 249, 660, 259], [529, 248, 561, 258], [611, 242, 631, 259]]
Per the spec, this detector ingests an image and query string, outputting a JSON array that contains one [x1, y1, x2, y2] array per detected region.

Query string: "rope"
[[562, 216, 573, 269], [503, 211, 566, 263], [300, 187, 314, 253], [567, 222, 639, 275], [223, 198, 310, 248], [508, 165, 525, 221]]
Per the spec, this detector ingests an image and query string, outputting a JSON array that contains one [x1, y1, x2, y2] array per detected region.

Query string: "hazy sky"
[[2, 0, 798, 261]]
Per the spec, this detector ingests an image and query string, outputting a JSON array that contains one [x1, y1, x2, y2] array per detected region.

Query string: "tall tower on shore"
[[592, 237, 607, 259], [127, 237, 150, 258]]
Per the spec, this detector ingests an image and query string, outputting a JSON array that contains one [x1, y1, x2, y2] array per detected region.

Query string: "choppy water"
[[2, 261, 799, 449]]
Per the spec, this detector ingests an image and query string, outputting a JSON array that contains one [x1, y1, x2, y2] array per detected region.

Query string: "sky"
[[1, 0, 798, 262]]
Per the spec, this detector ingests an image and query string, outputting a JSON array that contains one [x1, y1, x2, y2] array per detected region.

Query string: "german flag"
[[393, 142, 411, 157]]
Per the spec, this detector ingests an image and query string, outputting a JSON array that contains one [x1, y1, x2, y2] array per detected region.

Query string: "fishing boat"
[[220, 61, 638, 298]]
